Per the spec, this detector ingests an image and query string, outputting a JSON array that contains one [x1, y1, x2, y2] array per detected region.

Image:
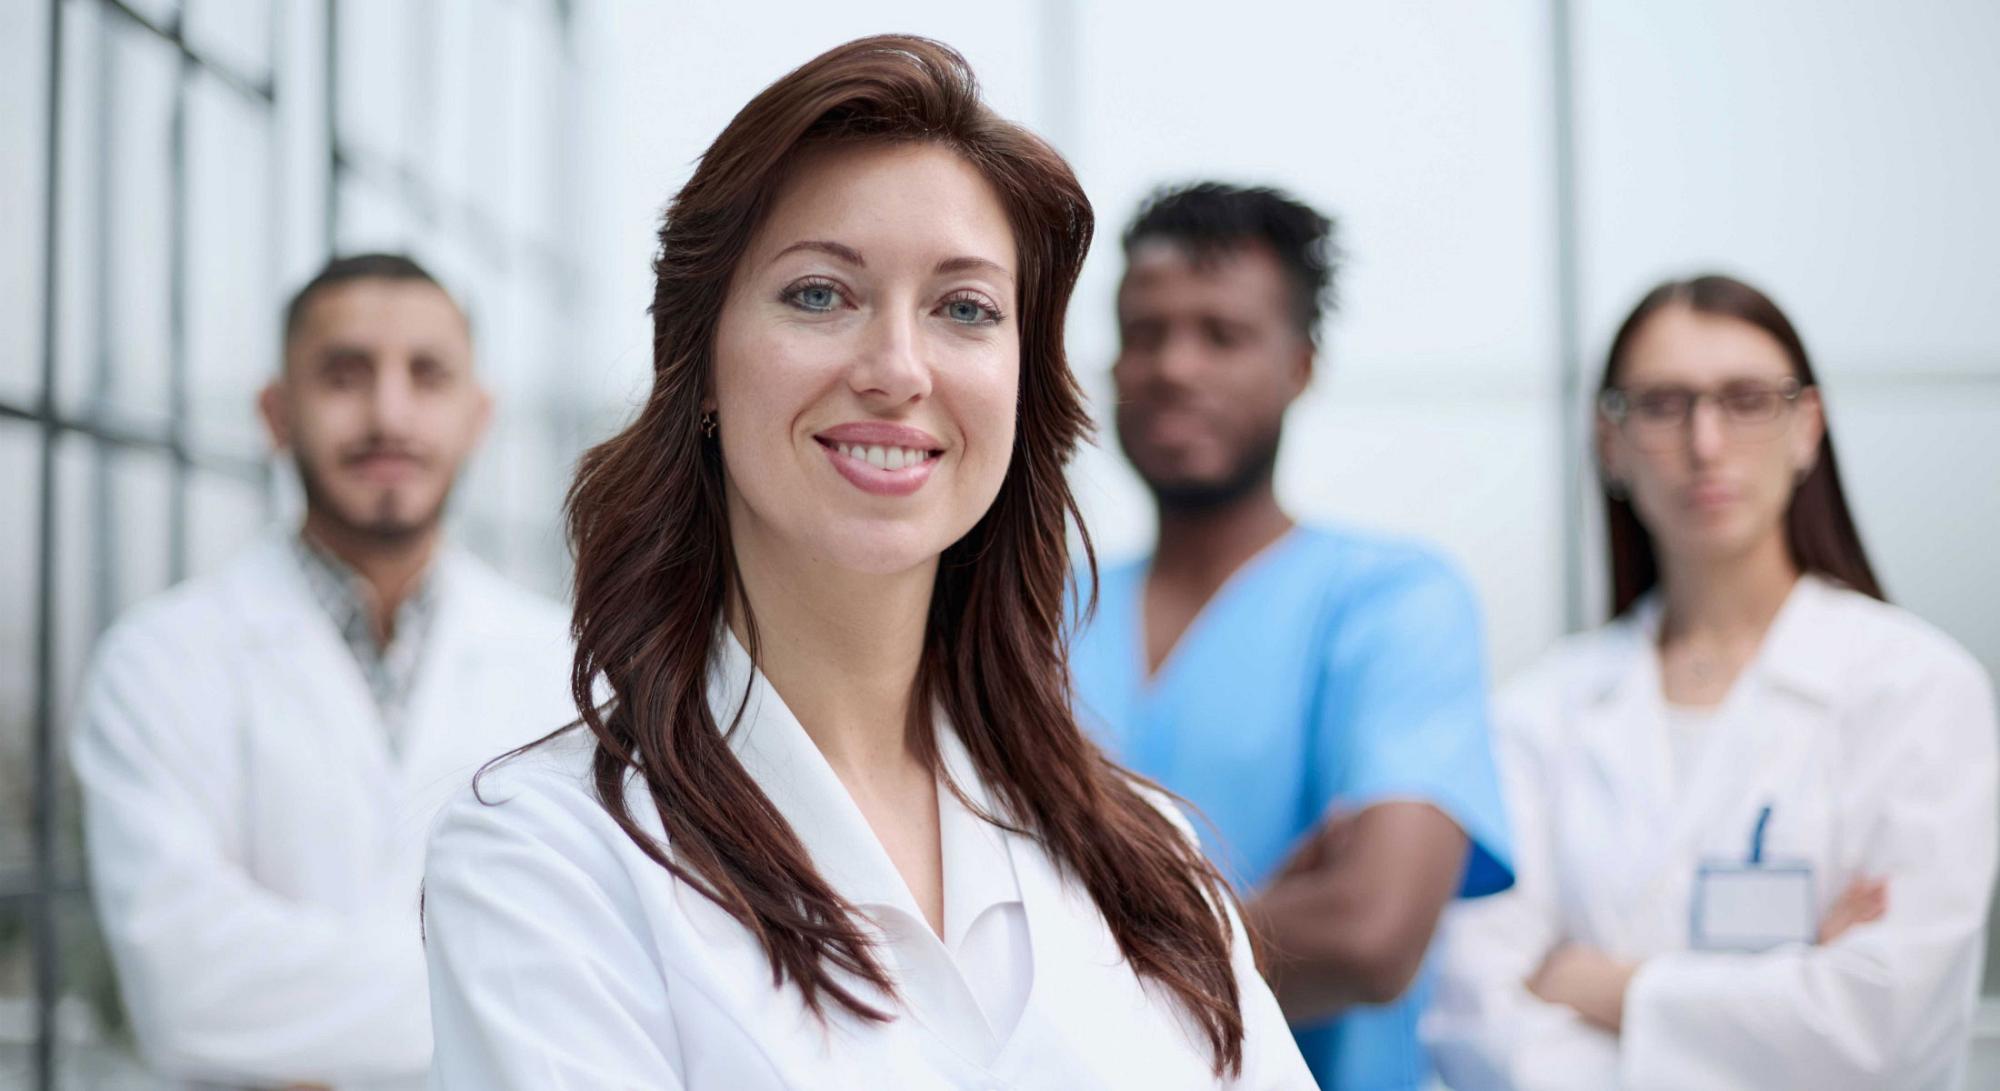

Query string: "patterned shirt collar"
[[292, 531, 441, 752]]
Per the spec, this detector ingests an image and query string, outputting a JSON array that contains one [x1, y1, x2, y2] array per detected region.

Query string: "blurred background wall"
[[4, 1, 1997, 1086], [2, 0, 591, 1083]]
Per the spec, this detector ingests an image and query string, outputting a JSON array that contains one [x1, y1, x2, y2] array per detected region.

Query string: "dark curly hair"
[[1123, 181, 1341, 344]]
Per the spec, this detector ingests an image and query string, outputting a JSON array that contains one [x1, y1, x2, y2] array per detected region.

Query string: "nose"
[[848, 307, 932, 407], [366, 362, 419, 434], [1686, 396, 1727, 462], [1154, 329, 1205, 386]]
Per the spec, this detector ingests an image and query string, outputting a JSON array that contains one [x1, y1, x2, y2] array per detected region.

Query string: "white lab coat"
[[420, 629, 1316, 1090], [71, 531, 576, 1090], [1424, 575, 1999, 1091]]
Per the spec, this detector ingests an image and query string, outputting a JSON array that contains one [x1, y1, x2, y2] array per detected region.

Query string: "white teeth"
[[832, 442, 931, 471]]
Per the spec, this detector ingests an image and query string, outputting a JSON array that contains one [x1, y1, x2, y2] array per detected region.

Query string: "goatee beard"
[[295, 453, 447, 549], [1142, 429, 1282, 516]]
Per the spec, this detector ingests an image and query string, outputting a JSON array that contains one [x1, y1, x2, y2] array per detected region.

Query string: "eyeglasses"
[[1598, 377, 1806, 450]]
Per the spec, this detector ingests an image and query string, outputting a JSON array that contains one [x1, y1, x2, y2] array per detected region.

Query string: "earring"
[[699, 410, 718, 439]]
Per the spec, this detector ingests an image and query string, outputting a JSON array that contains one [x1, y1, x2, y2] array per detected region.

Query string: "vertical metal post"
[[167, 15, 192, 582], [1550, 0, 1587, 631], [92, 0, 118, 633], [1036, 0, 1081, 158], [266, 0, 286, 515], [325, 0, 340, 254], [33, 0, 68, 1085]]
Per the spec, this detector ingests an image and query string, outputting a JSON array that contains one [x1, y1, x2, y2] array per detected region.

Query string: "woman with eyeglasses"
[[1424, 274, 1997, 1090]]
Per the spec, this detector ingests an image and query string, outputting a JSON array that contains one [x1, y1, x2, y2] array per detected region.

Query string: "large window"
[[1, 2, 582, 1085]]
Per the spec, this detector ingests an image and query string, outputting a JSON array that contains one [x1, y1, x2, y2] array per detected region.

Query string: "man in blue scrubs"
[[1070, 183, 1514, 1091]]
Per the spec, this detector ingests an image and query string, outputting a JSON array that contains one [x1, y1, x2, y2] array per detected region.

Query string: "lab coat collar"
[[704, 629, 1021, 938], [1573, 609, 1676, 859], [225, 529, 472, 648], [1582, 605, 1658, 709], [1569, 575, 1843, 911], [220, 531, 486, 776], [1612, 574, 1842, 709], [1743, 575, 1844, 707]]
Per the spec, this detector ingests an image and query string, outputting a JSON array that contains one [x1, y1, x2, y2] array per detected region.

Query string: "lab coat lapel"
[[706, 631, 928, 924], [707, 634, 1035, 1062], [1671, 577, 1842, 863], [1571, 579, 1843, 952], [1739, 576, 1843, 710], [391, 548, 528, 852], [229, 534, 397, 790], [1568, 604, 1677, 924], [395, 548, 475, 778]]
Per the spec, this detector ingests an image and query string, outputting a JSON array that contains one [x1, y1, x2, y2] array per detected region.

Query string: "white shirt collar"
[[934, 726, 1022, 951]]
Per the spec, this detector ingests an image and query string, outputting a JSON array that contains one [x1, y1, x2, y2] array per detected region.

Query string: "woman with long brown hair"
[[418, 35, 1310, 1089], [1426, 274, 1997, 1089]]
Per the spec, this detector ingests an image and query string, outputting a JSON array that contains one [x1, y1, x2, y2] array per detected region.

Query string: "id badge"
[[1690, 860, 1816, 952]]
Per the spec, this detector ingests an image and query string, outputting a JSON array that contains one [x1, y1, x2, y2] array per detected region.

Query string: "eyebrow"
[[935, 255, 1014, 285], [773, 240, 865, 267], [314, 343, 375, 363], [770, 240, 1014, 284]]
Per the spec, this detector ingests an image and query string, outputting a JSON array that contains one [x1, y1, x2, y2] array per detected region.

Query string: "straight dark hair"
[[544, 35, 1247, 1074], [1598, 273, 1885, 616]]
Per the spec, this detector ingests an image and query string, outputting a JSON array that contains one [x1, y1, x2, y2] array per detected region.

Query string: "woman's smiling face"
[[711, 140, 1021, 578]]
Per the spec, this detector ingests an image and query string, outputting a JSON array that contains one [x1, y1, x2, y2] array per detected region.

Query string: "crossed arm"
[[1245, 800, 1470, 1022]]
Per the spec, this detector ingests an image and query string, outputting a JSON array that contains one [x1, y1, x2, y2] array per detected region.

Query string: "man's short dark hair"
[[283, 252, 457, 342], [1122, 182, 1340, 344]]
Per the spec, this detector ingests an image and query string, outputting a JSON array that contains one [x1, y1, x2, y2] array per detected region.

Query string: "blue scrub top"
[[1069, 524, 1513, 1091]]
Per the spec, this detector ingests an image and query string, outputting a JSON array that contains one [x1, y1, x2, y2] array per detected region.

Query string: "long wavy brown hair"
[[556, 36, 1246, 1073], [1598, 273, 1885, 616]]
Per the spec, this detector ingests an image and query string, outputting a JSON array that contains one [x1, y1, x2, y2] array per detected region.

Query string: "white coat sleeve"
[[422, 765, 684, 1089], [1619, 653, 2000, 1090], [1423, 680, 1623, 1091], [70, 619, 432, 1085]]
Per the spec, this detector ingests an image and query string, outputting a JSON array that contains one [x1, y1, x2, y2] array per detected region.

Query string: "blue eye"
[[786, 281, 841, 313], [942, 296, 1000, 325]]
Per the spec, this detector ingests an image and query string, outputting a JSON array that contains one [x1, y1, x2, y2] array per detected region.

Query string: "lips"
[[342, 446, 426, 466], [823, 440, 935, 472], [346, 452, 426, 482], [813, 422, 944, 498], [1687, 482, 1738, 510]]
